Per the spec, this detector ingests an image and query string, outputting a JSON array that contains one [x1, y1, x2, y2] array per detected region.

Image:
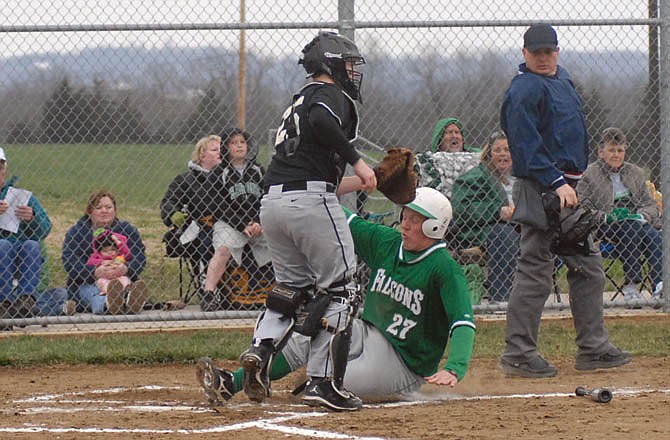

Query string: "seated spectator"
[[0, 147, 52, 320], [415, 117, 481, 196], [200, 128, 271, 310], [578, 127, 663, 303], [62, 190, 147, 315], [451, 130, 518, 304], [160, 135, 223, 304], [86, 227, 146, 314]]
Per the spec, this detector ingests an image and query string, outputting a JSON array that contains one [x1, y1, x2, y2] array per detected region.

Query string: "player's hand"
[[353, 159, 377, 192], [555, 184, 578, 209], [424, 369, 458, 387], [244, 222, 262, 238], [15, 205, 34, 221], [0, 200, 8, 215]]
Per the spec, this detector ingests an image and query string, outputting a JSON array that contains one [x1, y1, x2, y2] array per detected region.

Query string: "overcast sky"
[[0, 1, 654, 57]]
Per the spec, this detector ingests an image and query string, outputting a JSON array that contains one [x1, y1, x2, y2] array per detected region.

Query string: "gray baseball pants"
[[255, 182, 357, 378], [502, 223, 618, 363], [282, 319, 424, 397]]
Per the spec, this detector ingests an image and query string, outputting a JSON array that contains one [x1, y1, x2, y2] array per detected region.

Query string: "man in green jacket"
[[0, 147, 52, 319], [415, 118, 481, 196]]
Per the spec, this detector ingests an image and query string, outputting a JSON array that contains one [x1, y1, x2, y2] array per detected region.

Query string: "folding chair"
[[162, 225, 213, 305]]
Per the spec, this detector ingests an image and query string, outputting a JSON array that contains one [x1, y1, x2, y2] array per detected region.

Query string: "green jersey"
[[344, 208, 475, 378]]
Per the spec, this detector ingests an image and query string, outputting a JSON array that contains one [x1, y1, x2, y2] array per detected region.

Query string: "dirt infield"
[[1, 354, 668, 439]]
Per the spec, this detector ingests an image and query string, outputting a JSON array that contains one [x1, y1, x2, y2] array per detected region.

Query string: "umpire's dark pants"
[[501, 223, 616, 363]]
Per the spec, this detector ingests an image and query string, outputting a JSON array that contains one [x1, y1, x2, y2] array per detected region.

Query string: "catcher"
[[229, 31, 376, 412], [197, 187, 475, 403]]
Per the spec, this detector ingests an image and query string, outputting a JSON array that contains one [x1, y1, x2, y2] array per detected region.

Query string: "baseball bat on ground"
[[575, 386, 613, 403]]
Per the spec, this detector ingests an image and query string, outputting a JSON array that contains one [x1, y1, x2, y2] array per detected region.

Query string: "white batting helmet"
[[404, 187, 452, 239]]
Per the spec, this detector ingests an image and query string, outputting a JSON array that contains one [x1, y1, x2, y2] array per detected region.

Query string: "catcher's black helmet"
[[299, 30, 365, 101]]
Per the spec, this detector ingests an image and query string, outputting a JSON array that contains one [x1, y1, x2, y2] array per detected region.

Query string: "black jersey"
[[263, 81, 361, 187]]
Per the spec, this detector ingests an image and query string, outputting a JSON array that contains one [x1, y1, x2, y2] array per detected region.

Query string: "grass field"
[[4, 144, 395, 303], [1, 316, 668, 367]]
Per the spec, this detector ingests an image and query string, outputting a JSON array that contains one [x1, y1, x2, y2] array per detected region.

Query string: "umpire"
[[499, 24, 631, 378], [237, 31, 376, 411]]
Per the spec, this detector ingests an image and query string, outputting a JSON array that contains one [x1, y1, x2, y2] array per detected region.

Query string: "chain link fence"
[[0, 0, 668, 330]]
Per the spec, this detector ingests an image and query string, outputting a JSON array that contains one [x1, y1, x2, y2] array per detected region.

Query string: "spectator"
[[86, 227, 146, 313], [452, 130, 519, 304], [196, 187, 475, 404], [499, 24, 631, 378], [415, 118, 481, 197], [578, 127, 663, 304], [62, 190, 147, 315], [160, 135, 223, 308], [201, 127, 271, 310], [431, 117, 479, 153], [0, 147, 52, 319]]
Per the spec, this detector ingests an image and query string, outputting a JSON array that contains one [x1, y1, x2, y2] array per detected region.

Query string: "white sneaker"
[[653, 281, 663, 298], [622, 283, 642, 309]]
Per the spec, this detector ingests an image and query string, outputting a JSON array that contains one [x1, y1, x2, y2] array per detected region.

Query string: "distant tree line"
[[5, 76, 235, 145]]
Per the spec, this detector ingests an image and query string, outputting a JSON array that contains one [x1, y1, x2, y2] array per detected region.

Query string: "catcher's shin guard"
[[241, 319, 295, 403], [330, 319, 353, 389]]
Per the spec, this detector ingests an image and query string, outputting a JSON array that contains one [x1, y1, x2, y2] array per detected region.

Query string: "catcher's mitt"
[[374, 147, 418, 205]]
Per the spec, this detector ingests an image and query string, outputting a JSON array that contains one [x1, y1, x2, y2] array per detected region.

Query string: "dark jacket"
[[62, 216, 146, 294], [264, 81, 361, 186], [501, 63, 588, 190], [160, 162, 223, 227], [213, 160, 265, 232], [451, 164, 509, 247]]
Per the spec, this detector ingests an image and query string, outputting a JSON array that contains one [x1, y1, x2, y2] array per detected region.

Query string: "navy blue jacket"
[[500, 63, 588, 189], [62, 216, 146, 294]]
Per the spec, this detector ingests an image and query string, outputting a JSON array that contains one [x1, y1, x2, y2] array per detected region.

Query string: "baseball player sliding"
[[197, 187, 476, 404]]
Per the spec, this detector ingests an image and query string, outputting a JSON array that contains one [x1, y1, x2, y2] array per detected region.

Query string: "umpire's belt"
[[264, 181, 335, 195]]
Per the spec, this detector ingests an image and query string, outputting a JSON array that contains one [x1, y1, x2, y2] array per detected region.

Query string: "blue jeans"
[[34, 287, 69, 316], [486, 223, 520, 302], [0, 239, 43, 301], [77, 284, 107, 314], [598, 220, 663, 285]]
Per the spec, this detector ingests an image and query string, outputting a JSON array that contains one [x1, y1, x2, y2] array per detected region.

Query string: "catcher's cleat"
[[196, 357, 234, 404], [240, 345, 272, 403], [302, 378, 362, 412]]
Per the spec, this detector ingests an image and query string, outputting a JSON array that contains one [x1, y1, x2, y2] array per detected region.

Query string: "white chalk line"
[[3, 386, 669, 438]]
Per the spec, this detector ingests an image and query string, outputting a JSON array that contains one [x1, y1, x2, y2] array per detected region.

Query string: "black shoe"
[[195, 357, 234, 405], [240, 344, 272, 403], [575, 348, 633, 371], [498, 355, 557, 378], [10, 295, 36, 319], [302, 378, 362, 411]]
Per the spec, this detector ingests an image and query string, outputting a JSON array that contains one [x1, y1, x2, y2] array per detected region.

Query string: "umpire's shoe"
[[575, 347, 632, 371], [302, 378, 363, 411], [498, 355, 557, 378], [195, 357, 234, 405], [240, 344, 272, 403]]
